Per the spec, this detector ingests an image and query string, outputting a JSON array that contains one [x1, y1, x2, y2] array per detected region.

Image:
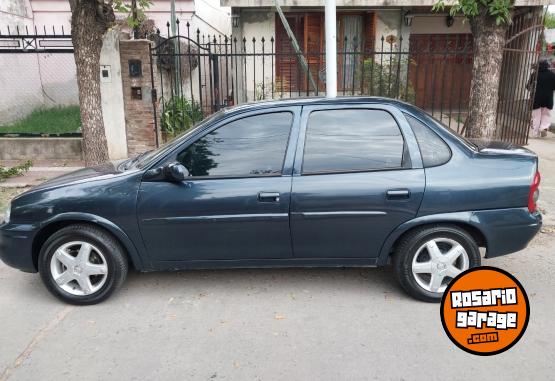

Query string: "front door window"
[[177, 112, 293, 177]]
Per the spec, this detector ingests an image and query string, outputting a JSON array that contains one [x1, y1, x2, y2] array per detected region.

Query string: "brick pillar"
[[119, 39, 158, 156]]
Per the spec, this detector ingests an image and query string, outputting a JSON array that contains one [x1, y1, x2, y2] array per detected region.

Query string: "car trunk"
[[469, 139, 538, 161]]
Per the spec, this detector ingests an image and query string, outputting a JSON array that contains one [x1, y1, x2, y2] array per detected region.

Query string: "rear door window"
[[302, 109, 405, 174]]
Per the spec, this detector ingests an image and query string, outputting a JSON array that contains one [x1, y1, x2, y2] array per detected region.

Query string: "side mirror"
[[163, 162, 189, 182]]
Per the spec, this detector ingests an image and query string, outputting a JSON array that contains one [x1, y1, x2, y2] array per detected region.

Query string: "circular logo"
[[440, 266, 529, 356]]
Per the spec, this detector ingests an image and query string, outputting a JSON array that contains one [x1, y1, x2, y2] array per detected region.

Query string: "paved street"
[[0, 135, 554, 380]]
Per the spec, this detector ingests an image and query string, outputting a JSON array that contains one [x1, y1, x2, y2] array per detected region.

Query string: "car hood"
[[28, 160, 129, 192]]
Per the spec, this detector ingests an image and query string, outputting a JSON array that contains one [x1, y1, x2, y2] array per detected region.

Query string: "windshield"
[[131, 111, 225, 169]]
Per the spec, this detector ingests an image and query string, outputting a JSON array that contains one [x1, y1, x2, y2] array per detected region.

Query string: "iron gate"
[[149, 22, 224, 141], [496, 9, 545, 145]]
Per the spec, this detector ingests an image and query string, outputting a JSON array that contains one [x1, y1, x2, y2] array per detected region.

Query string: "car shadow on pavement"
[[113, 266, 410, 303], [2, 265, 415, 307]]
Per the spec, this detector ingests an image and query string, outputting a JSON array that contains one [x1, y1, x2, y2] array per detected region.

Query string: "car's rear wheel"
[[38, 224, 128, 305], [393, 225, 481, 302]]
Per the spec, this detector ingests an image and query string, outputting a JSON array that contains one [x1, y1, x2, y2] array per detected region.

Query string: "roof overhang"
[[222, 0, 548, 8]]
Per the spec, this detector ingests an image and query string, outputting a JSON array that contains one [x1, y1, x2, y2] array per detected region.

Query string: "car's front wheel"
[[38, 224, 128, 305], [393, 225, 481, 302]]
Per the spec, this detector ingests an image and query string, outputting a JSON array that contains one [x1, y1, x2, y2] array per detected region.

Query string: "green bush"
[[545, 12, 555, 29], [357, 58, 416, 103], [0, 160, 32, 182], [161, 97, 203, 138]]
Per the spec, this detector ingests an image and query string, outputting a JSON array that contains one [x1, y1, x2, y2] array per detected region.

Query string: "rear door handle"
[[258, 192, 280, 202], [386, 189, 410, 200]]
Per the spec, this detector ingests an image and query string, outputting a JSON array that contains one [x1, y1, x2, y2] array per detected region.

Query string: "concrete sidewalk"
[[0, 160, 83, 188]]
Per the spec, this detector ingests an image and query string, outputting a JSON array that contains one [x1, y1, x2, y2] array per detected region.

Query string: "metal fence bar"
[[148, 43, 160, 148], [271, 37, 275, 99], [262, 37, 266, 100]]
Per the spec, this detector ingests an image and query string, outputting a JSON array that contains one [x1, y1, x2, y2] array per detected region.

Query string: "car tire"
[[38, 224, 128, 305], [393, 224, 481, 303]]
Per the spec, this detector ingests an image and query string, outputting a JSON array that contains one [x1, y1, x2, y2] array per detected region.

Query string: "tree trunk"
[[465, 11, 509, 141], [70, 0, 113, 166]]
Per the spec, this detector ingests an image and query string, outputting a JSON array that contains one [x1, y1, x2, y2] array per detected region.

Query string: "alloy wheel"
[[49, 241, 108, 296], [411, 238, 469, 293]]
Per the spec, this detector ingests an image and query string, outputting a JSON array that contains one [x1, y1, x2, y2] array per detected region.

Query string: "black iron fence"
[[0, 18, 541, 144], [150, 23, 476, 138], [496, 9, 544, 145], [151, 15, 544, 145]]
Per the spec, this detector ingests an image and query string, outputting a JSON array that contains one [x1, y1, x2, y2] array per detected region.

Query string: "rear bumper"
[[0, 222, 37, 273], [472, 208, 542, 258]]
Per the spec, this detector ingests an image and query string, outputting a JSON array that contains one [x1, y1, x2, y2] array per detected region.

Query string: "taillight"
[[528, 171, 541, 213]]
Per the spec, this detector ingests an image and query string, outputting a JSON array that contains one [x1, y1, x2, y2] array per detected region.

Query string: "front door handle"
[[386, 189, 410, 200], [258, 192, 280, 202]]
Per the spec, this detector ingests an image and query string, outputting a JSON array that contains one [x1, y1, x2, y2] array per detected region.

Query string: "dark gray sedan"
[[0, 97, 542, 304]]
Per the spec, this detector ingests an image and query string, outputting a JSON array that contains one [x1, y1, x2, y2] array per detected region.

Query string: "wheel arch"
[[377, 213, 488, 266], [32, 213, 144, 272]]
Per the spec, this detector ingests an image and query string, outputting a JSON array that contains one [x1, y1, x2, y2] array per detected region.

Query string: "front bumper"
[[0, 222, 38, 272]]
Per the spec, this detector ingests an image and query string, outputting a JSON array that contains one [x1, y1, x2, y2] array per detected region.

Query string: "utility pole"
[[170, 0, 177, 37], [170, 0, 181, 97], [325, 0, 337, 98]]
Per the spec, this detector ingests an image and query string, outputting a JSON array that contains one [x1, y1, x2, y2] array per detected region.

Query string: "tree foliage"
[[113, 0, 153, 29], [433, 0, 512, 25], [545, 12, 555, 29]]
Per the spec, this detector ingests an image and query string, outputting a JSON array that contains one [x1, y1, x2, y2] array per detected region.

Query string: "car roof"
[[221, 96, 411, 115]]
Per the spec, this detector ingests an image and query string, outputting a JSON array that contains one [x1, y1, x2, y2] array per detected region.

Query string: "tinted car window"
[[302, 109, 404, 174], [177, 112, 292, 177], [134, 111, 225, 169], [405, 114, 451, 167]]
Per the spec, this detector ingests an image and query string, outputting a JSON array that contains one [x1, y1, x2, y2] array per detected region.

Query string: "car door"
[[290, 104, 425, 259], [137, 107, 300, 262]]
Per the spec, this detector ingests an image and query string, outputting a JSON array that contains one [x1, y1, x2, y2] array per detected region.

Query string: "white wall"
[[7, 1, 229, 38], [0, 0, 33, 31], [28, 0, 71, 31], [0, 54, 78, 126], [375, 9, 406, 46], [410, 15, 471, 35], [100, 29, 128, 159], [193, 0, 231, 35], [234, 9, 275, 102]]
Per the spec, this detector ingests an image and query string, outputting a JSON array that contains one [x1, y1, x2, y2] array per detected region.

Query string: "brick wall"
[[119, 39, 158, 157]]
